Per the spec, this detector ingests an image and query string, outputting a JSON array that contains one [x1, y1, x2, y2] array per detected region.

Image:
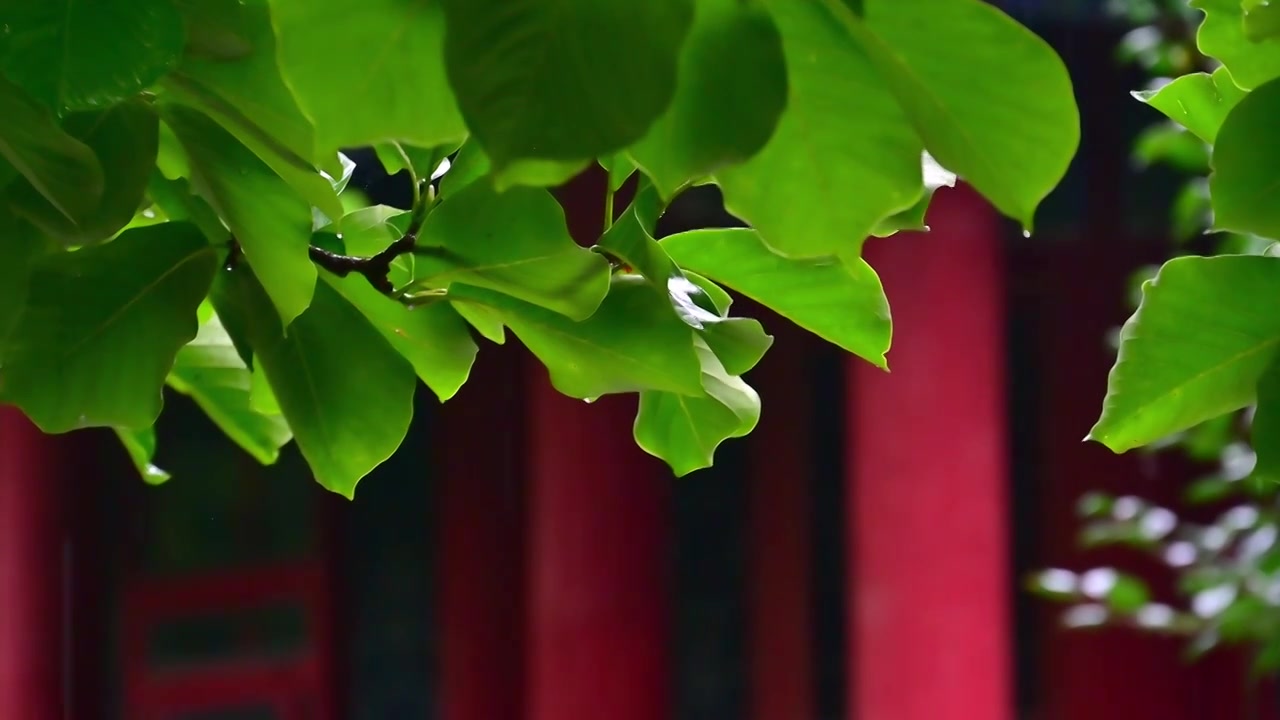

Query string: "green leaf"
[[435, 138, 586, 193], [451, 302, 506, 344], [599, 153, 637, 192], [0, 222, 218, 433], [211, 266, 416, 498], [322, 269, 478, 402], [662, 228, 892, 367], [1089, 255, 1280, 452], [0, 213, 51, 351], [830, 0, 1080, 233], [162, 0, 344, 219], [10, 100, 159, 246], [1245, 0, 1280, 42], [114, 426, 172, 485], [164, 105, 317, 327], [700, 317, 772, 376], [872, 152, 956, 236], [0, 77, 104, 226], [628, 0, 787, 199], [1191, 0, 1280, 90], [270, 0, 466, 154], [406, 182, 611, 320], [1210, 77, 1280, 239], [441, 0, 694, 175], [714, 2, 922, 257], [450, 276, 704, 399], [373, 141, 454, 184], [0, 0, 184, 112], [634, 338, 761, 476], [1253, 358, 1280, 483], [1133, 67, 1247, 144], [166, 311, 293, 465]]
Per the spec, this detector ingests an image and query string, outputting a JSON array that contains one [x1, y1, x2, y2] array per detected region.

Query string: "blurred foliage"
[[1031, 0, 1280, 675]]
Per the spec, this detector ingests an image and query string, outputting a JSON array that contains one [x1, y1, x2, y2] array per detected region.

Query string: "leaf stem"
[[603, 185, 615, 232], [307, 178, 435, 295]]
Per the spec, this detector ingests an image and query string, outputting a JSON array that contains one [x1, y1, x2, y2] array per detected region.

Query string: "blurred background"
[[2, 0, 1269, 718]]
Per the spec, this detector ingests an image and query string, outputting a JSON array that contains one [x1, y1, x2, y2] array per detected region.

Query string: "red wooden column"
[[437, 344, 527, 720], [525, 161, 669, 720], [747, 324, 816, 720], [525, 385, 671, 720], [847, 185, 1011, 720], [0, 408, 65, 718]]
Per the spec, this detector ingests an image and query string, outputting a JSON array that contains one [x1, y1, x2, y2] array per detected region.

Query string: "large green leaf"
[[871, 151, 956, 237], [634, 338, 760, 476], [9, 100, 159, 246], [441, 0, 694, 177], [450, 276, 704, 399], [0, 212, 51, 349], [596, 191, 772, 374], [166, 311, 293, 465], [323, 269, 478, 402], [1192, 0, 1280, 90], [830, 0, 1079, 232], [1133, 67, 1246, 144], [0, 222, 218, 433], [0, 78, 104, 226], [435, 137, 587, 193], [1210, 77, 1280, 239], [271, 0, 466, 154], [1089, 255, 1280, 452], [662, 228, 892, 367], [212, 266, 416, 498], [0, 0, 184, 111], [405, 182, 611, 320], [162, 0, 344, 219], [628, 0, 788, 199], [715, 2, 922, 257], [114, 426, 172, 485], [164, 105, 317, 327], [1253, 358, 1280, 483]]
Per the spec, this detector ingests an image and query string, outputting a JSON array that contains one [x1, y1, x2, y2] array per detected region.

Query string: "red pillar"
[[0, 408, 65, 718], [525, 382, 670, 720], [437, 345, 527, 720], [847, 185, 1011, 720], [748, 325, 816, 720]]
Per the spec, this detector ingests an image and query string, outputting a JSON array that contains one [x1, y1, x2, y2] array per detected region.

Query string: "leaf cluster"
[[0, 0, 1079, 496]]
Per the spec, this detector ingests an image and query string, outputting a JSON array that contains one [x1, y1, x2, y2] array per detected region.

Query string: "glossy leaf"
[[212, 266, 416, 498], [1090, 255, 1280, 452], [872, 152, 956, 236], [628, 0, 787, 198], [9, 100, 159, 245], [271, 0, 466, 154], [715, 2, 922, 257], [164, 105, 317, 327], [0, 212, 50, 349], [599, 153, 637, 192], [322, 266, 478, 402], [1133, 67, 1247, 144], [407, 182, 611, 320], [435, 139, 586, 193], [634, 338, 761, 476], [166, 312, 293, 465], [114, 426, 171, 485], [449, 276, 704, 399], [441, 0, 694, 175], [1210, 77, 1280, 239], [0, 223, 218, 433], [833, 0, 1080, 233], [1192, 0, 1280, 90], [662, 228, 892, 367], [163, 0, 344, 219], [373, 142, 454, 185], [1, 0, 184, 111], [0, 78, 104, 226]]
